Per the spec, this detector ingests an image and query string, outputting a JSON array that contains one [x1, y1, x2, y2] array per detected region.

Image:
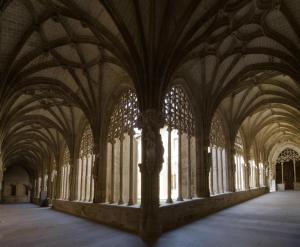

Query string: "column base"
[[277, 183, 285, 191], [294, 182, 300, 190]]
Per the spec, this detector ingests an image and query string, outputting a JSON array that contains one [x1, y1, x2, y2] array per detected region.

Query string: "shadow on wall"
[[2, 165, 31, 203]]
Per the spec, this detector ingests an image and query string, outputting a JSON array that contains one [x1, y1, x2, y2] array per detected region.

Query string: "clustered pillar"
[[138, 109, 164, 240]]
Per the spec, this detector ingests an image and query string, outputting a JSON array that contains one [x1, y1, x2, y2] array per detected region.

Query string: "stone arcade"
[[1, 0, 300, 245]]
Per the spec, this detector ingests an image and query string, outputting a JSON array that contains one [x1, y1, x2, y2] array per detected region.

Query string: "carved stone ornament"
[[139, 109, 164, 174], [276, 148, 300, 163]]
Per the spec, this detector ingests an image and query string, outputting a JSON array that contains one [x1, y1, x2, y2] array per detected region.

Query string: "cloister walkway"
[[0, 192, 299, 247]]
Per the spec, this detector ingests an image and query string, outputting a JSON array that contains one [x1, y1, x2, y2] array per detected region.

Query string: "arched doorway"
[[276, 148, 300, 191]]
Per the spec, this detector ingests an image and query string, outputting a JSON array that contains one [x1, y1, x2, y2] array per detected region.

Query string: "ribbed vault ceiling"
[[1, 0, 300, 174]]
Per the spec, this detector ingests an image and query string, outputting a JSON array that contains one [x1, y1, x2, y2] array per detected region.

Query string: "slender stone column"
[[293, 159, 296, 183], [220, 148, 224, 193], [118, 135, 124, 204], [89, 154, 94, 202], [256, 163, 260, 188], [109, 141, 115, 203], [47, 170, 51, 199], [215, 147, 219, 194], [80, 158, 84, 200], [207, 152, 212, 195], [166, 126, 173, 203], [84, 155, 89, 201], [128, 131, 134, 205], [187, 134, 192, 199], [138, 109, 164, 240], [281, 162, 284, 184], [177, 130, 183, 201], [209, 146, 214, 195], [245, 161, 250, 190]]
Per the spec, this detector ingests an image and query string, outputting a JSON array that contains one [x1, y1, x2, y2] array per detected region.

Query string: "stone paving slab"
[[0, 192, 300, 247]]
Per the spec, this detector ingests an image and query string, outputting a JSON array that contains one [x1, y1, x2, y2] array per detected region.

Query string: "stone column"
[[92, 144, 101, 203], [245, 161, 250, 190], [255, 163, 260, 188], [293, 159, 296, 183], [118, 135, 124, 204], [47, 170, 52, 199], [69, 156, 79, 201], [0, 160, 3, 202], [207, 152, 212, 195], [177, 130, 183, 201], [281, 162, 284, 184], [55, 162, 61, 199], [194, 119, 210, 198], [187, 134, 192, 199], [128, 131, 134, 205], [138, 109, 164, 240], [109, 141, 115, 203], [166, 126, 172, 203], [227, 147, 236, 192]]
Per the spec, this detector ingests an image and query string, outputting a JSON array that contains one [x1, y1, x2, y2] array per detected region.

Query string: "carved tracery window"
[[209, 114, 227, 195], [78, 125, 94, 202], [108, 90, 140, 142], [61, 147, 70, 200], [161, 85, 196, 202], [277, 148, 300, 163], [163, 86, 195, 136], [106, 89, 141, 205]]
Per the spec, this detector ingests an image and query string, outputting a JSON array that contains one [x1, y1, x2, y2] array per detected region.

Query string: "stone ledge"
[[160, 187, 269, 232], [52, 200, 141, 233]]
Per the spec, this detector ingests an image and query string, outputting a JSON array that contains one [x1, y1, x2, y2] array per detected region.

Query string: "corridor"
[[0, 192, 300, 247]]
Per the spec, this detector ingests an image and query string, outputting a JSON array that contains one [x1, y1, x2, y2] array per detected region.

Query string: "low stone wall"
[[32, 197, 40, 205], [51, 188, 268, 235], [52, 200, 141, 233], [2, 195, 30, 203], [160, 187, 268, 232]]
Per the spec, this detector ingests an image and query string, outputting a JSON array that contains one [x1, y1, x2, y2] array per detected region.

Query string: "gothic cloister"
[[0, 0, 300, 246]]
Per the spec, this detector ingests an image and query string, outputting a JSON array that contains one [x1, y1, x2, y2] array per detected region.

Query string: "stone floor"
[[0, 191, 300, 247]]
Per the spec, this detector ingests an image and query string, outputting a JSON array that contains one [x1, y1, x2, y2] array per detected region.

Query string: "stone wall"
[[51, 188, 268, 234], [160, 187, 268, 232], [2, 165, 31, 203], [52, 200, 141, 233]]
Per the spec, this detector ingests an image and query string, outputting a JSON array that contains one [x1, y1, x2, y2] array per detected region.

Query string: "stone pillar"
[[245, 161, 250, 190], [0, 160, 3, 202], [128, 131, 135, 205], [166, 126, 172, 203], [109, 141, 115, 203], [69, 156, 79, 201], [47, 170, 52, 199], [255, 163, 260, 188], [55, 164, 61, 199], [92, 144, 100, 203], [196, 134, 210, 197], [118, 135, 124, 204], [281, 162, 284, 184], [138, 109, 164, 240], [207, 152, 212, 195], [227, 147, 236, 192], [177, 130, 183, 201], [187, 134, 192, 199], [264, 162, 268, 187], [293, 159, 296, 183]]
